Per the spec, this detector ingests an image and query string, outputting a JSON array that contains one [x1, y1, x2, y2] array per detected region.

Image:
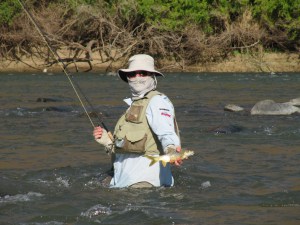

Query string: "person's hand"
[[93, 126, 113, 147], [93, 126, 103, 140], [174, 146, 182, 166], [165, 145, 183, 166]]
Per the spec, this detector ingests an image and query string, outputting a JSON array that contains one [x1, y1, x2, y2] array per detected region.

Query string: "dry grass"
[[0, 5, 299, 73]]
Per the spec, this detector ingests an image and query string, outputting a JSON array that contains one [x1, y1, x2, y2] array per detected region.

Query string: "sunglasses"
[[126, 71, 151, 78]]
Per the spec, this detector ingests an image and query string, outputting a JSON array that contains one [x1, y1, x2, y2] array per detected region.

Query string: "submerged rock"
[[36, 97, 61, 102], [224, 104, 245, 112], [201, 181, 211, 189], [36, 97, 73, 102], [43, 106, 74, 112], [251, 99, 300, 115], [209, 124, 244, 134]]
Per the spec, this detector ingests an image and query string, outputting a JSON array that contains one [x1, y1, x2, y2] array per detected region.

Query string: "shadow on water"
[[0, 72, 299, 224]]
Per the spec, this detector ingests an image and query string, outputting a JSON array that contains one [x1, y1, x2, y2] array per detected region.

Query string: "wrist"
[[164, 145, 176, 154]]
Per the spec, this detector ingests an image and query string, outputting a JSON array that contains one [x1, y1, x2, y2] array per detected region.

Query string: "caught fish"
[[145, 150, 194, 167]]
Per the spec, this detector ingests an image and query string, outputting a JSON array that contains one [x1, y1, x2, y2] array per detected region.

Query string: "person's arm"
[[146, 95, 182, 165]]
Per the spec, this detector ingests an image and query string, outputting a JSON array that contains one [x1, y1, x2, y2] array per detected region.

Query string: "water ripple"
[[0, 192, 44, 203], [81, 204, 112, 218]]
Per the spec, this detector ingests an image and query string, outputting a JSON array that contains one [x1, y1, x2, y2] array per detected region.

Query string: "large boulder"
[[289, 97, 300, 106], [251, 99, 300, 115]]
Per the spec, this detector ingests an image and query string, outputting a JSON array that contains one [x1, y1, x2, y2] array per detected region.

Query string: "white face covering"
[[128, 75, 157, 99]]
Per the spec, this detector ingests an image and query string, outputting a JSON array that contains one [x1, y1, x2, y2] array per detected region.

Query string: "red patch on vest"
[[161, 112, 171, 117]]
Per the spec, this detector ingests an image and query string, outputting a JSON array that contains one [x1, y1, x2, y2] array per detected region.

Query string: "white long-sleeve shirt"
[[110, 94, 180, 188]]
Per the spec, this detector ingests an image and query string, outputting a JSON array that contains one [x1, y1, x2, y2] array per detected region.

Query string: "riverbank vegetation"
[[0, 0, 299, 72]]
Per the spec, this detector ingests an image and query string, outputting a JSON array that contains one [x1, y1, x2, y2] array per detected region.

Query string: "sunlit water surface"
[[0, 72, 299, 225]]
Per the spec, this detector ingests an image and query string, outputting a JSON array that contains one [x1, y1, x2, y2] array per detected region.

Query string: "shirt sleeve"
[[146, 95, 180, 151]]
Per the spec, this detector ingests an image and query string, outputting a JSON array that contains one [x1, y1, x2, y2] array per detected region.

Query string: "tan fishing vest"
[[113, 90, 178, 155]]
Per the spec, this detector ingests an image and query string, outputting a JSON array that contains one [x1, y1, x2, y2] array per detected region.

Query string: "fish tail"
[[145, 155, 159, 167]]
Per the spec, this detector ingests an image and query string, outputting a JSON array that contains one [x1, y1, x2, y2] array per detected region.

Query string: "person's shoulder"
[[149, 92, 173, 106]]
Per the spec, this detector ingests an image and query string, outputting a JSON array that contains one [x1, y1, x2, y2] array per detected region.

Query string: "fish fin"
[[149, 160, 157, 167], [145, 155, 159, 167], [161, 161, 167, 167]]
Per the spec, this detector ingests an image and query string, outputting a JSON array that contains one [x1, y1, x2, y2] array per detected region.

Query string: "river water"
[[0, 72, 299, 225]]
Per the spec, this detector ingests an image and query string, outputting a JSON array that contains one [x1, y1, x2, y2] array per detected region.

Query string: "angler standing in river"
[[93, 54, 182, 188]]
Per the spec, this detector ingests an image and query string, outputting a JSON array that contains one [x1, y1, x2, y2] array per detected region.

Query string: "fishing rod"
[[17, 0, 113, 141]]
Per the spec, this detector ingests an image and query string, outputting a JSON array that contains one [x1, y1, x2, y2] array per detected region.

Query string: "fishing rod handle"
[[107, 131, 114, 142]]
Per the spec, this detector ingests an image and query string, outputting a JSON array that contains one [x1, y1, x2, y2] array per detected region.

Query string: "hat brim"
[[118, 69, 164, 82]]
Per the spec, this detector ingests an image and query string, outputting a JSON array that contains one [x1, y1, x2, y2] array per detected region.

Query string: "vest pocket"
[[125, 105, 143, 123], [115, 130, 147, 153]]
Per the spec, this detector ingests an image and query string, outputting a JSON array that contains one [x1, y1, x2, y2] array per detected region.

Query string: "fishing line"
[[17, 0, 112, 137]]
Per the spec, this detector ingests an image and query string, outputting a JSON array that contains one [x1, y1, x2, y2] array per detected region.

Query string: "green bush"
[[252, 0, 300, 40], [0, 0, 21, 25], [136, 0, 210, 31]]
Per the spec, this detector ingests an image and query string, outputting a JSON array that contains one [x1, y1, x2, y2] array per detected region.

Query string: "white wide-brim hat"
[[118, 54, 164, 82]]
